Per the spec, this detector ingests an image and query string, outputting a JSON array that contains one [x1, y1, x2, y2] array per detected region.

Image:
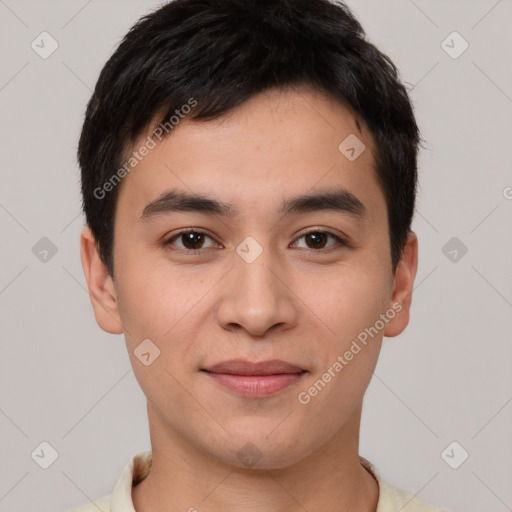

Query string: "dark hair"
[[78, 0, 420, 278]]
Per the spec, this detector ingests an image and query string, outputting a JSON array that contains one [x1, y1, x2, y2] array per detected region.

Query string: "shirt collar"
[[109, 450, 396, 512], [110, 450, 152, 512]]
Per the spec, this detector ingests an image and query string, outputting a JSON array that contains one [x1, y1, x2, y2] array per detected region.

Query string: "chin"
[[210, 426, 311, 471]]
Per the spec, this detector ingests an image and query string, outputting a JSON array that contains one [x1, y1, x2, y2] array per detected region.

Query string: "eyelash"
[[163, 228, 348, 255]]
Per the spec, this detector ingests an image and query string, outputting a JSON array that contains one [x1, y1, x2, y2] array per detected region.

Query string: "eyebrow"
[[138, 188, 365, 222]]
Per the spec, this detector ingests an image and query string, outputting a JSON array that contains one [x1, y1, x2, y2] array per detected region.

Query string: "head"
[[79, 0, 419, 469]]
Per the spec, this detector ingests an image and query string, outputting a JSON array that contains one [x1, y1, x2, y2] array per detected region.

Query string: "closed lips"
[[201, 359, 307, 376]]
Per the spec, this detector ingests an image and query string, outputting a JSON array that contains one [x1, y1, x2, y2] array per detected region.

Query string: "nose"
[[215, 243, 299, 338]]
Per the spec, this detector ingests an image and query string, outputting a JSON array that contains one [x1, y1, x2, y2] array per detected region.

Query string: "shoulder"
[[71, 494, 111, 512], [359, 456, 451, 512], [68, 450, 152, 512], [387, 485, 450, 512]]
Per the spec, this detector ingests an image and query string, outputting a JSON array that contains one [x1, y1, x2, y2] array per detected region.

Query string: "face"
[[81, 86, 417, 470]]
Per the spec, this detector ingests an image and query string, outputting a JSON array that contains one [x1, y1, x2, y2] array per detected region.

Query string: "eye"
[[163, 228, 347, 255], [163, 229, 219, 253], [291, 229, 347, 251]]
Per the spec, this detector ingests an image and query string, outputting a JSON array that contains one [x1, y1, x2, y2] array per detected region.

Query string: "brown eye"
[[304, 232, 328, 249], [180, 231, 206, 250], [164, 230, 217, 252], [293, 230, 346, 251]]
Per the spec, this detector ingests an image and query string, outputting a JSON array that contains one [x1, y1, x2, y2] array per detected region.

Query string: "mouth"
[[201, 359, 308, 398]]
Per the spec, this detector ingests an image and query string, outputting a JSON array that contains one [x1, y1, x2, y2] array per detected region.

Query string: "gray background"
[[0, 0, 511, 511]]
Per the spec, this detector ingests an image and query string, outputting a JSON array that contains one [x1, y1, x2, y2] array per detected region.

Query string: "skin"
[[80, 85, 418, 512]]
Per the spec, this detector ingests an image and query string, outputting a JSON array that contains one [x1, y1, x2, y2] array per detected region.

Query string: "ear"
[[384, 231, 418, 338], [80, 225, 124, 334]]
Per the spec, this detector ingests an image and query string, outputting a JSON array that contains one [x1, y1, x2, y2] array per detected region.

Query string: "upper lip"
[[202, 359, 306, 376]]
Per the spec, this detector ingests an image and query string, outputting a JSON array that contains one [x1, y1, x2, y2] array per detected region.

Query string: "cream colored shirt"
[[72, 450, 449, 512]]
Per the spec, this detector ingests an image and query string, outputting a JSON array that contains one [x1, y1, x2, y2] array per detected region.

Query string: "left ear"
[[384, 231, 418, 338]]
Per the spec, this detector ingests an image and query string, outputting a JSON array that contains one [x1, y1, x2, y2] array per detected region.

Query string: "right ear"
[[80, 225, 124, 334]]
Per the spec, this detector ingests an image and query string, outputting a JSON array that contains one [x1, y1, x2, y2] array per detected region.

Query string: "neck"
[[132, 402, 379, 512]]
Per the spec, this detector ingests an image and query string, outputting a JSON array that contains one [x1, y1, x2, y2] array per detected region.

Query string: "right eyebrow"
[[139, 190, 235, 222]]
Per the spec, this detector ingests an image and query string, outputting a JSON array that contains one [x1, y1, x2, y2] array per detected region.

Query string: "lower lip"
[[203, 371, 306, 397]]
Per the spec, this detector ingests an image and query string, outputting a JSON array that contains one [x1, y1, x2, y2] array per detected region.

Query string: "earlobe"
[[80, 225, 124, 335], [384, 231, 418, 338]]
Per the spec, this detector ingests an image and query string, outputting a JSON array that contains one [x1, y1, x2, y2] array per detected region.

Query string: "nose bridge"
[[237, 242, 280, 298], [216, 237, 297, 335]]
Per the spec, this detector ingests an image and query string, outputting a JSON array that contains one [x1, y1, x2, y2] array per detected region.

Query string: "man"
[[75, 0, 449, 510]]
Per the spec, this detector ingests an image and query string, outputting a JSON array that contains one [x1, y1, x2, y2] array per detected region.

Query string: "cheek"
[[305, 261, 392, 346], [317, 265, 391, 401], [296, 270, 387, 410], [113, 244, 183, 332], [113, 246, 220, 370]]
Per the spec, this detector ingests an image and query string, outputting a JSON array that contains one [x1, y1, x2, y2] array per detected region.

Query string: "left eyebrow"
[[138, 187, 366, 222], [280, 189, 365, 218]]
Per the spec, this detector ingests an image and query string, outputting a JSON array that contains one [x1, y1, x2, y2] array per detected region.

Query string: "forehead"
[[115, 86, 384, 226]]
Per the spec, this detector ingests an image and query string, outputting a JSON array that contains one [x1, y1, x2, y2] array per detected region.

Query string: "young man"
[[75, 0, 449, 510]]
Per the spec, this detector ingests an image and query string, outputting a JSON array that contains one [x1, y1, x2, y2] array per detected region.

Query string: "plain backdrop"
[[0, 1, 511, 511]]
